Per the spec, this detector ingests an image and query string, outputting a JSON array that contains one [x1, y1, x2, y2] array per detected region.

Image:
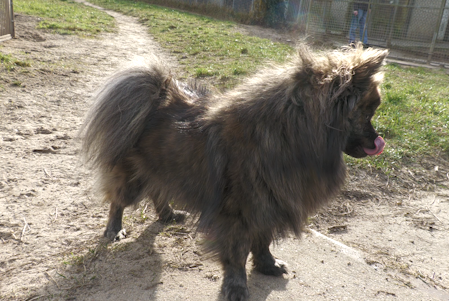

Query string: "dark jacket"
[[354, 0, 370, 11]]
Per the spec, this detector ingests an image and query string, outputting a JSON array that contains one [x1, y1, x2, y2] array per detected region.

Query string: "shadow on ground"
[[37, 221, 165, 300]]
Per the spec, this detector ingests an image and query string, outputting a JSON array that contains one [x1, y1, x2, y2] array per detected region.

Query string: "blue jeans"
[[349, 9, 368, 44]]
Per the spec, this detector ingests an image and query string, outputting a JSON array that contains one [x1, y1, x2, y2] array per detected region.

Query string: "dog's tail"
[[81, 65, 170, 170]]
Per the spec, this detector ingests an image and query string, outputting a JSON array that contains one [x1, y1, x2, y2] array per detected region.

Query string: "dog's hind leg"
[[152, 192, 188, 224], [251, 235, 287, 276], [102, 166, 142, 241]]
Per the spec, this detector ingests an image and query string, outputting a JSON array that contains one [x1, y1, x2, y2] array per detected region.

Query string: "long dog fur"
[[82, 44, 388, 300]]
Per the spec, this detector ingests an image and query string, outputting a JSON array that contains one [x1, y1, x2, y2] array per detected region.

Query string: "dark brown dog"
[[82, 44, 387, 301]]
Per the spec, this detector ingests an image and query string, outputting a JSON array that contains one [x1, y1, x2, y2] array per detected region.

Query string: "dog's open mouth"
[[363, 136, 385, 156]]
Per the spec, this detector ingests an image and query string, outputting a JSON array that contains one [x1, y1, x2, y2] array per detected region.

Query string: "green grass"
[[14, 0, 115, 37], [87, 0, 292, 87], [0, 52, 31, 71]]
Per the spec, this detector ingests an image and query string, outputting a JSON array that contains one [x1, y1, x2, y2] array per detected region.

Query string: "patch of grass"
[[64, 252, 86, 266], [14, 0, 116, 37], [87, 0, 292, 87], [195, 67, 217, 77], [346, 64, 449, 172], [0, 52, 31, 71]]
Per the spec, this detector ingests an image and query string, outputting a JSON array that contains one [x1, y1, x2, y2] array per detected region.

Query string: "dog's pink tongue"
[[363, 137, 385, 156]]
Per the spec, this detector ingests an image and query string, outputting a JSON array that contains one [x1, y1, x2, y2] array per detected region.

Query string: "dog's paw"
[[114, 229, 127, 241], [104, 228, 127, 242], [158, 210, 189, 224], [255, 259, 288, 276]]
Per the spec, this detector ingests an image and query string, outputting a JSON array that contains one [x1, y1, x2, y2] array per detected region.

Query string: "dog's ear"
[[328, 48, 387, 113], [351, 48, 388, 90]]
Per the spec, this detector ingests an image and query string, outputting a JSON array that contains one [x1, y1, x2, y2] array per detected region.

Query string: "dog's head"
[[343, 83, 385, 158], [341, 47, 388, 158], [299, 45, 388, 158]]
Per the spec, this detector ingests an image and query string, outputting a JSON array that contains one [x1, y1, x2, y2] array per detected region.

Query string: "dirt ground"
[[1, 2, 449, 301]]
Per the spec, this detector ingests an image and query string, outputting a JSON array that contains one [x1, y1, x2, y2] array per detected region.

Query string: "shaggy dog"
[[82, 44, 387, 301]]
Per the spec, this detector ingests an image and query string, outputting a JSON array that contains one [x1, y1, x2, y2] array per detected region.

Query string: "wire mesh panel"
[[176, 0, 199, 5], [232, 0, 255, 13], [294, 0, 449, 64]]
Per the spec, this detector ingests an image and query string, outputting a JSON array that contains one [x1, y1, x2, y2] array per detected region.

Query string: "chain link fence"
[[286, 0, 449, 65]]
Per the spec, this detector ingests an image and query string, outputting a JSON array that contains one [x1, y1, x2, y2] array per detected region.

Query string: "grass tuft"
[[0, 53, 31, 71]]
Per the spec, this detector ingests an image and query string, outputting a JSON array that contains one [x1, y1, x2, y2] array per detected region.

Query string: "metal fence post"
[[305, 0, 313, 34], [362, 0, 373, 44], [428, 0, 448, 64], [324, 0, 332, 34], [387, 0, 399, 47]]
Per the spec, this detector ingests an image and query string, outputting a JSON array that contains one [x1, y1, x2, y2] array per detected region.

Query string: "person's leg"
[[359, 9, 368, 44], [349, 13, 358, 44]]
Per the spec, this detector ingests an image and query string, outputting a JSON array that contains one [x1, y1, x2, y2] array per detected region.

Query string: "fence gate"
[[0, 0, 14, 42]]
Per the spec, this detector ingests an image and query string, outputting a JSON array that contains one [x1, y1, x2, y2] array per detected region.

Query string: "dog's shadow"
[[37, 220, 165, 299], [37, 218, 289, 300]]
